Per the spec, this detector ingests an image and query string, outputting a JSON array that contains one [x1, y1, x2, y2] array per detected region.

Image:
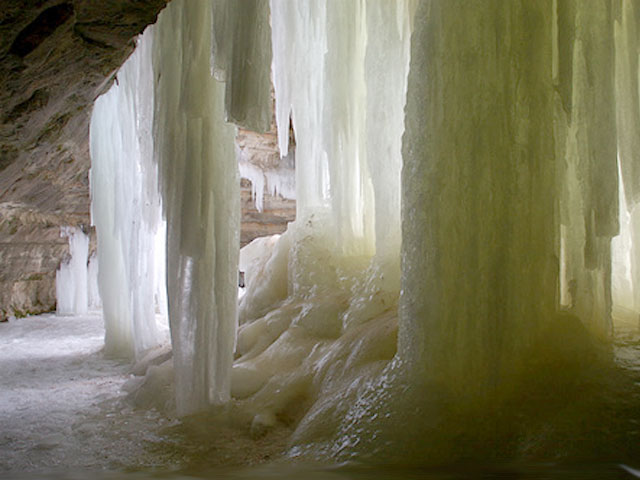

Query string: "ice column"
[[90, 27, 166, 359], [153, 0, 240, 415], [400, 0, 558, 393], [56, 226, 89, 316]]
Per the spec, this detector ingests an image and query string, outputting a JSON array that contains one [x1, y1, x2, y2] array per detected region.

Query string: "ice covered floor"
[[0, 312, 290, 477], [0, 313, 174, 473]]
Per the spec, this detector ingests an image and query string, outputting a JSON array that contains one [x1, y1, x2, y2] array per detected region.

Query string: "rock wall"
[[0, 0, 168, 320]]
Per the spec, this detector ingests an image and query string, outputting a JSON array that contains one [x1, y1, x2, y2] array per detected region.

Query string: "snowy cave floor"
[[4, 313, 640, 479], [0, 313, 289, 477]]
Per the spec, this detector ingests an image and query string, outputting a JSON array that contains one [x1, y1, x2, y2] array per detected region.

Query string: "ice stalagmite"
[[90, 28, 166, 359], [400, 0, 558, 392], [153, 0, 240, 415]]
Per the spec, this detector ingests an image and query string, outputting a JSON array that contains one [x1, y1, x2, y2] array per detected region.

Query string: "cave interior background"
[[5, 0, 640, 471]]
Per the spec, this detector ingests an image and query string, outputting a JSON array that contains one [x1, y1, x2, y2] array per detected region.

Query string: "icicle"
[[211, 0, 272, 132], [238, 158, 266, 213], [271, 0, 412, 258], [557, 0, 617, 338], [612, 0, 640, 323], [87, 252, 102, 311], [615, 0, 640, 207], [400, 0, 558, 390]]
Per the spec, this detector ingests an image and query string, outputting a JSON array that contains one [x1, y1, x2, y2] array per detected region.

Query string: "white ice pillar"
[[153, 0, 240, 415]]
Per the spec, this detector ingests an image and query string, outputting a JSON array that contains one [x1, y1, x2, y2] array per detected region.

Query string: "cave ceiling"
[[0, 0, 168, 220]]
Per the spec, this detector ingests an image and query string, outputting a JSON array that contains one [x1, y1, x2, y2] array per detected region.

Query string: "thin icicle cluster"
[[238, 154, 296, 213], [238, 159, 266, 212], [271, 0, 414, 259], [90, 28, 167, 359]]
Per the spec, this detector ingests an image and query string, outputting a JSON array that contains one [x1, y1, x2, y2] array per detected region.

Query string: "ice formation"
[[56, 227, 89, 316], [90, 27, 166, 359], [238, 0, 640, 460], [270, 0, 413, 258], [238, 155, 296, 213], [88, 0, 640, 464], [238, 159, 266, 212], [264, 154, 296, 201], [87, 253, 101, 311], [612, 0, 640, 323], [223, 0, 416, 450], [210, 0, 273, 133]]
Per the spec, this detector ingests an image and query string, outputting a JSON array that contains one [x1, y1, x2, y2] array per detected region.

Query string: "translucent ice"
[[152, 0, 241, 414], [90, 27, 166, 359]]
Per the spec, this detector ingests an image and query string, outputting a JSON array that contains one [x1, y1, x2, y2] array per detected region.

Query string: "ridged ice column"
[[153, 0, 240, 415], [400, 0, 558, 393]]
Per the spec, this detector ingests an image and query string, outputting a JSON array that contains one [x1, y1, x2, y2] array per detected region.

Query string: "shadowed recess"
[[9, 3, 74, 58]]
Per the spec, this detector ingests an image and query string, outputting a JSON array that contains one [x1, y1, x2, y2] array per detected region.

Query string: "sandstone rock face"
[[0, 0, 295, 320], [236, 125, 296, 247], [0, 0, 167, 320]]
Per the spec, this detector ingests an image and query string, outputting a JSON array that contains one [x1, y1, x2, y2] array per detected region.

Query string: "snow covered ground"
[[0, 313, 173, 474]]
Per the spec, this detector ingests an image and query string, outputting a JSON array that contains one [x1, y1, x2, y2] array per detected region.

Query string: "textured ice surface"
[[56, 227, 89, 316], [211, 0, 272, 132], [90, 27, 167, 359], [556, 0, 617, 338], [270, 0, 413, 259]]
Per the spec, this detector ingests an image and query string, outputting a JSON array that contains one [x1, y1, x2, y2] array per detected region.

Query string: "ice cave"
[[4, 0, 640, 477]]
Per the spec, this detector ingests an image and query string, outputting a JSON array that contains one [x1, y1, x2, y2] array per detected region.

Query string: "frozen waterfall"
[[86, 0, 640, 463], [90, 28, 166, 359]]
